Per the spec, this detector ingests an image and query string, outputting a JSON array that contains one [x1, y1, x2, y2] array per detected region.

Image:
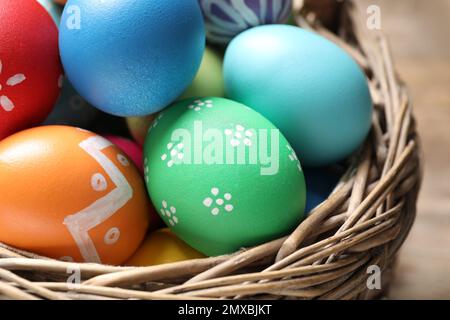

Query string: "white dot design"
[[225, 124, 254, 148], [287, 145, 302, 172], [117, 154, 130, 167], [91, 173, 108, 191], [104, 227, 120, 245], [144, 157, 150, 183], [203, 188, 234, 216], [0, 59, 27, 112], [160, 200, 178, 226], [187, 99, 213, 112], [161, 142, 184, 168], [148, 112, 164, 133]]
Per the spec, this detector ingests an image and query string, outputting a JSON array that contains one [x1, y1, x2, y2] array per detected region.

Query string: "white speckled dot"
[[225, 204, 234, 212], [117, 154, 129, 166], [211, 208, 219, 215], [203, 197, 213, 207], [211, 188, 219, 196], [104, 227, 120, 245], [224, 193, 232, 201], [91, 173, 107, 191]]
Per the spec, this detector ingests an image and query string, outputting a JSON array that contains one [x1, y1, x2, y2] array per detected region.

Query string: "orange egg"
[[0, 125, 150, 265], [126, 228, 205, 266]]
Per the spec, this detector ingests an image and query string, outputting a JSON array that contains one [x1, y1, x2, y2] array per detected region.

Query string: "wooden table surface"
[[358, 0, 450, 299]]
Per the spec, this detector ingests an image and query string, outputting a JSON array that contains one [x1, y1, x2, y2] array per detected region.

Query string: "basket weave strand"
[[0, 0, 421, 300]]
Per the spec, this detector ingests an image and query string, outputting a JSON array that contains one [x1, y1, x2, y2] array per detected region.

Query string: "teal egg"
[[224, 25, 372, 166]]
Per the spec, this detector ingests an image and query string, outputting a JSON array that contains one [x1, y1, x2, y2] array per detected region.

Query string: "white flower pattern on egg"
[[187, 99, 213, 112], [161, 142, 185, 168], [224, 124, 253, 148], [160, 200, 179, 226], [0, 59, 26, 112], [203, 187, 234, 216], [287, 144, 302, 172]]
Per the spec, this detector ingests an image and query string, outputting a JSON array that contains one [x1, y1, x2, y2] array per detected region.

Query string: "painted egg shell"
[[104, 136, 144, 175], [126, 45, 224, 146], [43, 76, 99, 128], [37, 0, 62, 25], [0, 0, 63, 140], [199, 0, 292, 45], [304, 167, 342, 214], [104, 135, 163, 230], [179, 46, 225, 100], [126, 115, 156, 147], [59, 0, 205, 117], [144, 97, 306, 256], [0, 126, 150, 265], [126, 228, 205, 266], [224, 25, 373, 166]]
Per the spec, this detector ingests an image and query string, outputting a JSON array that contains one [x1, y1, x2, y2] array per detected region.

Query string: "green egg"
[[143, 97, 306, 256]]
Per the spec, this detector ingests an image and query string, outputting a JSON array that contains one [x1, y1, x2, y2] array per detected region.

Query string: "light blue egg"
[[36, 0, 62, 26], [224, 25, 372, 166], [59, 0, 205, 117]]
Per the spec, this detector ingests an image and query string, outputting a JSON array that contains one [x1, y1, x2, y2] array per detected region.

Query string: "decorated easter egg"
[[199, 0, 292, 45], [143, 97, 306, 256], [37, 0, 62, 25], [304, 167, 342, 214], [224, 25, 373, 166], [0, 0, 63, 140], [43, 77, 99, 128], [126, 115, 156, 147], [126, 228, 205, 266], [179, 46, 225, 100], [104, 136, 144, 175], [59, 0, 205, 117], [104, 135, 162, 229], [0, 126, 151, 265]]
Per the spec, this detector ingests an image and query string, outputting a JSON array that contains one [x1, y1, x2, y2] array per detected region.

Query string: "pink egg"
[[105, 136, 144, 175]]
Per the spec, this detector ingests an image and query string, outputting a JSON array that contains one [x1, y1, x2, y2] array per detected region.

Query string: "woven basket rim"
[[0, 0, 422, 300]]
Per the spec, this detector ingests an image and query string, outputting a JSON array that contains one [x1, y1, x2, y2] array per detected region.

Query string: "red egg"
[[0, 0, 63, 140]]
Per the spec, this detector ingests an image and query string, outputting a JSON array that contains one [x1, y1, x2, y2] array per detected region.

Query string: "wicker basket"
[[0, 0, 422, 300]]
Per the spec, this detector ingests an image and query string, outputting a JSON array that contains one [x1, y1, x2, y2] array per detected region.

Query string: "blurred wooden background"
[[358, 0, 450, 299]]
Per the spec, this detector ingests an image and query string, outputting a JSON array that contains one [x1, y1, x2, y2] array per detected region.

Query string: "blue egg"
[[224, 25, 372, 166], [43, 77, 99, 128], [303, 167, 341, 214], [59, 0, 205, 117], [37, 0, 62, 26]]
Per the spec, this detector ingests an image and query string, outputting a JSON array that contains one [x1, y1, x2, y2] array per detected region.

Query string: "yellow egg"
[[125, 228, 205, 266]]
